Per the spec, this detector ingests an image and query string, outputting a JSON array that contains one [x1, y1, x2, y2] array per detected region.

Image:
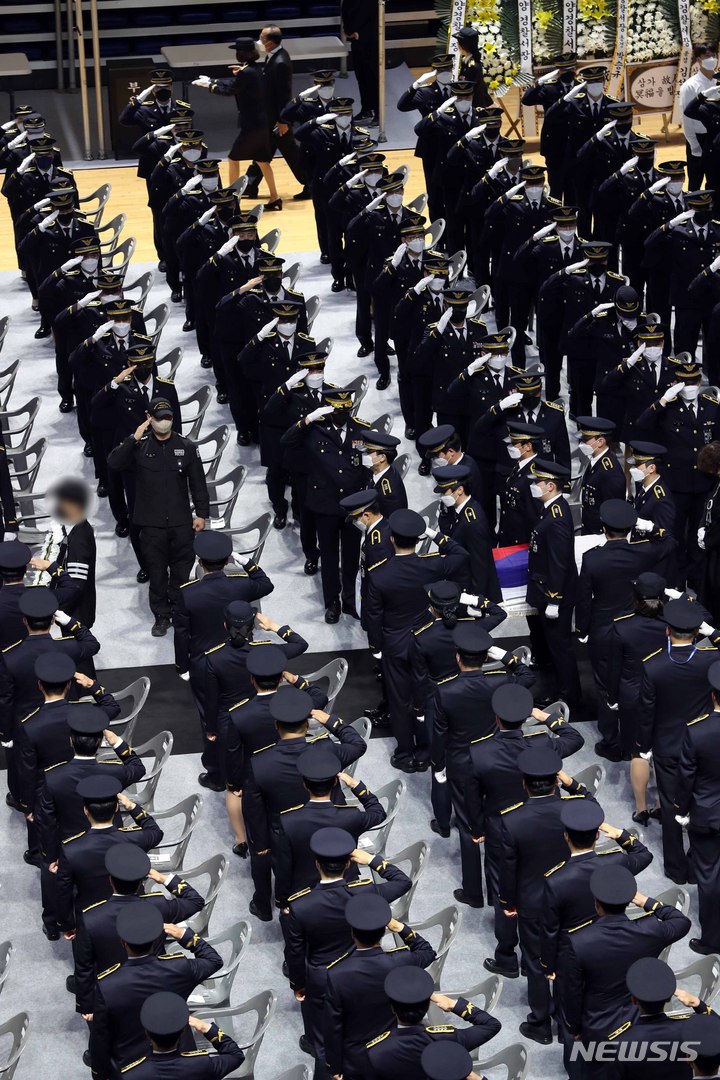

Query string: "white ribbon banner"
[[448, 0, 467, 77], [562, 0, 577, 55], [672, 0, 693, 124], [517, 0, 536, 135], [607, 0, 630, 99]]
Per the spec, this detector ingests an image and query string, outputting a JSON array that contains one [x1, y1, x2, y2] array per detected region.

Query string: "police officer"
[[29, 477, 97, 628], [176, 187, 239, 334], [0, 540, 30, 650], [128, 991, 245, 1078], [339, 490, 393, 627], [628, 441, 677, 544], [466, 685, 584, 980], [131, 101, 195, 193], [599, 322, 674, 441], [627, 159, 686, 321], [148, 129, 207, 266], [575, 100, 642, 239], [577, 417, 626, 535], [567, 285, 641, 428], [468, 135, 526, 288], [417, 423, 483, 488], [119, 69, 182, 134], [431, 464, 501, 601], [521, 53, 579, 199], [526, 460, 582, 706], [108, 398, 210, 637], [161, 157, 222, 303], [37, 234, 99, 339], [19, 190, 97, 304], [361, 430, 407, 516], [497, 422, 543, 545]]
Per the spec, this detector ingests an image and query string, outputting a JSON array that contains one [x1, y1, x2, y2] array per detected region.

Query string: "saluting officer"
[[627, 440, 677, 544], [575, 100, 642, 239], [431, 464, 501, 601], [498, 422, 543, 546], [339, 491, 394, 625], [119, 69, 182, 134], [397, 54, 454, 119], [161, 157, 222, 303], [567, 285, 641, 429], [147, 128, 207, 266], [36, 234, 99, 339], [360, 429, 407, 516], [521, 53, 579, 199], [128, 991, 244, 1079], [627, 159, 686, 318], [131, 102, 194, 193], [576, 416, 626, 535], [599, 320, 674, 441], [176, 186, 239, 334]]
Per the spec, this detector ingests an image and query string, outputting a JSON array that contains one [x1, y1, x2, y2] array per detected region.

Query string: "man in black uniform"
[[37, 233, 99, 340], [0, 540, 30, 651], [161, 157, 221, 303], [108, 397, 210, 637], [341, 0, 379, 123], [28, 478, 97, 628], [19, 190, 97, 305], [431, 464, 501, 601], [675, 659, 720, 954], [128, 991, 245, 1079], [497, 421, 543, 545], [361, 429, 407, 516], [577, 416, 626, 535], [339, 490, 394, 633], [397, 54, 454, 119], [599, 321, 674, 441], [567, 285, 641, 429], [176, 186, 239, 334], [521, 53, 579, 199], [0, 430, 17, 542], [119, 69, 182, 134], [148, 129, 208, 267]]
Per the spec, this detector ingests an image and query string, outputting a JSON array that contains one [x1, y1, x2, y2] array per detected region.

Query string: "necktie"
[[270, 295, 278, 303], [283, 341, 291, 364], [494, 373, 502, 390], [563, 245, 572, 264], [141, 383, 149, 406]]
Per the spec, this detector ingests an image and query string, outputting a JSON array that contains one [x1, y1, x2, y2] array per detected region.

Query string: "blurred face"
[[579, 434, 604, 457], [154, 87, 172, 104], [488, 351, 509, 371], [133, 362, 153, 382], [331, 407, 348, 425], [35, 153, 54, 171], [336, 114, 352, 131], [667, 178, 684, 195], [557, 226, 576, 243], [700, 51, 718, 72], [264, 274, 283, 293], [436, 70, 452, 86], [365, 169, 384, 188], [637, 153, 654, 172]]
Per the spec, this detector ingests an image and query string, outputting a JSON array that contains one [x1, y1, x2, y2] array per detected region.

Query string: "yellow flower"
[[489, 78, 500, 89], [483, 40, 497, 54], [578, 0, 609, 19], [700, 0, 720, 12], [536, 9, 553, 28], [466, 0, 498, 21], [504, 75, 514, 84]]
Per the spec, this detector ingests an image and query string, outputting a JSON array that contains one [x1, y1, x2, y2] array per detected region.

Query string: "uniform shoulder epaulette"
[[629, 538, 649, 546], [225, 572, 248, 578], [367, 557, 388, 571], [156, 376, 174, 385], [347, 877, 372, 886], [253, 743, 274, 754], [601, 456, 614, 470], [595, 311, 609, 319], [179, 578, 198, 588], [669, 1011, 694, 1020], [82, 899, 107, 913], [98, 963, 121, 979], [642, 648, 662, 663], [437, 672, 458, 685], [569, 267, 587, 275], [308, 731, 329, 743], [470, 731, 494, 744], [44, 760, 66, 773], [419, 551, 439, 558], [702, 392, 719, 403], [181, 1051, 209, 1058], [500, 801, 523, 815], [542, 234, 559, 243], [285, 288, 303, 299], [613, 612, 633, 622], [568, 919, 593, 933], [425, 1025, 454, 1033], [551, 503, 563, 518], [205, 642, 225, 656], [21, 707, 39, 724], [158, 952, 184, 960], [544, 860, 566, 877], [367, 1031, 391, 1048], [354, 416, 371, 428], [523, 729, 547, 737], [469, 315, 486, 327], [386, 944, 409, 953], [607, 1021, 632, 1041], [463, 505, 476, 522], [653, 484, 665, 497], [607, 271, 624, 281], [139, 891, 163, 898], [327, 950, 350, 969], [297, 332, 313, 342], [288, 887, 312, 901], [229, 697, 250, 712], [698, 645, 717, 651], [2, 640, 21, 653], [688, 713, 709, 726], [63, 831, 85, 844], [121, 1058, 147, 1074], [547, 195, 561, 205], [281, 804, 303, 814], [510, 193, 525, 201], [118, 825, 142, 832]]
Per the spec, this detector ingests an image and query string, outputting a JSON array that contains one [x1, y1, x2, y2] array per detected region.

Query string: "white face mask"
[[525, 185, 544, 200], [318, 84, 335, 101], [407, 237, 425, 254], [305, 371, 324, 388], [336, 115, 352, 130], [386, 193, 403, 209], [557, 228, 575, 243], [507, 444, 522, 459], [681, 384, 700, 401], [102, 292, 121, 303], [365, 172, 382, 188], [440, 493, 456, 507], [620, 316, 637, 329], [201, 177, 219, 192], [629, 466, 645, 483], [255, 39, 264, 55], [432, 455, 449, 468], [530, 482, 544, 499], [113, 321, 131, 338], [81, 258, 98, 274], [667, 180, 684, 195], [361, 453, 375, 468], [488, 355, 507, 372], [701, 56, 718, 72], [436, 70, 452, 86], [183, 148, 201, 162], [644, 346, 663, 361], [455, 99, 472, 115], [577, 441, 594, 457], [429, 277, 445, 292], [352, 518, 367, 533], [277, 321, 296, 337], [151, 418, 173, 435], [586, 83, 604, 100]]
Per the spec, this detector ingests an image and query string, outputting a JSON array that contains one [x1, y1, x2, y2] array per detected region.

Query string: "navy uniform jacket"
[[540, 837, 654, 974], [638, 641, 720, 756], [121, 1024, 244, 1080], [360, 517, 394, 621], [173, 564, 274, 671], [475, 397, 571, 470], [224, 286, 308, 355], [393, 284, 446, 363], [71, 327, 152, 410], [606, 612, 667, 709], [601, 356, 674, 440], [324, 926, 437, 1078], [239, 331, 317, 423], [55, 301, 146, 385], [195, 244, 266, 340], [516, 232, 586, 301], [576, 129, 642, 213], [56, 806, 164, 931], [499, 457, 542, 545], [74, 880, 206, 1013], [281, 414, 370, 517], [412, 605, 507, 692], [465, 721, 585, 838], [498, 782, 596, 916], [119, 96, 183, 133], [285, 858, 413, 989], [521, 76, 580, 162], [632, 477, 676, 540], [442, 497, 502, 602], [373, 466, 407, 518], [203, 627, 310, 737], [397, 81, 451, 117], [580, 451, 627, 534], [363, 534, 469, 654], [107, 432, 210, 528], [481, 190, 561, 284], [371, 250, 431, 339], [89, 928, 223, 1079], [19, 213, 97, 298], [675, 710, 720, 830], [367, 997, 501, 1080], [263, 381, 326, 474], [0, 582, 27, 652], [560, 900, 692, 1040], [346, 206, 424, 290], [430, 654, 535, 774], [37, 265, 96, 329], [35, 742, 146, 860], [644, 219, 720, 307], [45, 518, 98, 628], [542, 92, 617, 178], [90, 376, 181, 447], [413, 316, 488, 414], [527, 496, 576, 611], [243, 717, 365, 851], [636, 394, 720, 495], [537, 267, 625, 354], [0, 622, 100, 739], [567, 309, 640, 405], [612, 1003, 713, 1080], [575, 537, 664, 637], [274, 782, 387, 902]]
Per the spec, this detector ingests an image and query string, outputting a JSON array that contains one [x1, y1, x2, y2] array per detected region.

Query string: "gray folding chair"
[[0, 1012, 30, 1080], [0, 941, 13, 999], [348, 373, 368, 417], [230, 175, 249, 196], [191, 990, 277, 1080], [282, 261, 301, 290], [301, 657, 348, 714], [0, 358, 19, 410], [0, 316, 9, 356], [483, 644, 530, 674], [272, 1068, 310, 1080], [448, 250, 467, 281], [393, 905, 462, 987], [78, 182, 111, 227], [671, 954, 720, 1010], [305, 295, 321, 332], [177, 854, 229, 936], [144, 302, 170, 349], [0, 396, 40, 452], [148, 794, 204, 872], [126, 731, 174, 810], [316, 335, 332, 356], [425, 218, 445, 249], [207, 466, 248, 530], [407, 192, 428, 215], [522, 698, 568, 736], [370, 412, 393, 434], [260, 227, 280, 254], [179, 385, 212, 441], [102, 235, 136, 275], [426, 974, 502, 1030], [357, 779, 405, 859], [574, 763, 606, 800], [470, 284, 491, 316], [97, 212, 126, 254], [186, 919, 251, 1007], [124, 269, 155, 310], [7, 437, 46, 494], [155, 346, 183, 383], [223, 513, 273, 565], [395, 453, 410, 480], [476, 1041, 530, 1079], [343, 717, 372, 779], [15, 491, 51, 544], [377, 840, 429, 922], [97, 675, 151, 756], [195, 426, 230, 483]]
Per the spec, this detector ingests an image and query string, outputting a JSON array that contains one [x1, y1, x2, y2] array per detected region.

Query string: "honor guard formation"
[[9, 30, 720, 1080]]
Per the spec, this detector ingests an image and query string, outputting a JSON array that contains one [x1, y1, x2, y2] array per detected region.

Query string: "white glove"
[[154, 123, 175, 136], [316, 112, 338, 124], [299, 84, 319, 99], [391, 243, 405, 269], [545, 603, 559, 619], [639, 750, 653, 761], [487, 157, 509, 179], [306, 405, 334, 423], [217, 235, 239, 257], [704, 83, 720, 99], [620, 155, 639, 175], [533, 222, 556, 241], [499, 392, 523, 411], [538, 68, 560, 85], [669, 209, 694, 227], [460, 592, 479, 607], [181, 174, 203, 194], [339, 152, 356, 166], [372, 651, 382, 660], [60, 256, 83, 273], [423, 527, 440, 541], [487, 645, 505, 661], [192, 75, 212, 88], [436, 96, 456, 115], [467, 353, 490, 375], [163, 142, 182, 161], [591, 301, 615, 316], [661, 382, 684, 404], [77, 289, 101, 308], [634, 518, 653, 533], [1, 120, 15, 130], [38, 209, 59, 232], [414, 275, 434, 294], [563, 82, 584, 102], [232, 550, 252, 567], [365, 193, 385, 212], [564, 258, 589, 275], [285, 370, 306, 389], [437, 308, 453, 334], [54, 609, 71, 626], [465, 124, 487, 140], [434, 769, 447, 784], [92, 320, 114, 342], [258, 317, 279, 341], [577, 635, 589, 644], [607, 701, 618, 711], [596, 119, 617, 140], [33, 197, 50, 211], [648, 176, 670, 194], [619, 334, 645, 365], [346, 169, 368, 189], [699, 620, 715, 637], [698, 527, 707, 550], [710, 254, 720, 273], [178, 671, 190, 682], [413, 71, 436, 89], [7, 132, 27, 149], [17, 152, 35, 174], [675, 813, 690, 826], [0, 741, 12, 750], [664, 587, 682, 599], [198, 207, 216, 225], [136, 85, 154, 101], [505, 182, 525, 197]]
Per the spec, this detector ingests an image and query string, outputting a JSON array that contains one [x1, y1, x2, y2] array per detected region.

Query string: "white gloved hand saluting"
[[487, 645, 506, 661], [154, 124, 175, 136], [17, 153, 35, 175], [38, 209, 59, 232], [198, 207, 216, 225], [78, 289, 101, 308], [648, 176, 670, 194], [339, 152, 356, 166], [460, 592, 479, 607], [53, 610, 71, 627], [436, 96, 457, 115], [423, 527, 440, 541], [669, 210, 694, 227], [545, 603, 560, 619], [699, 620, 715, 638], [664, 587, 683, 599], [565, 258, 589, 275], [487, 157, 509, 179], [634, 518, 653, 533], [305, 405, 334, 424], [1, 120, 16, 131], [538, 68, 560, 85], [591, 301, 615, 316], [92, 320, 115, 342], [620, 155, 639, 175], [346, 169, 368, 189], [625, 342, 646, 366], [217, 235, 239, 257], [192, 76, 212, 88], [660, 382, 684, 404], [465, 124, 487, 140], [533, 222, 556, 241], [7, 132, 28, 149], [316, 112, 339, 124], [467, 353, 491, 375], [505, 182, 525, 198], [413, 71, 436, 89], [164, 143, 182, 161], [299, 84, 319, 99], [698, 527, 707, 550], [136, 85, 154, 101], [366, 193, 385, 212], [285, 370, 306, 389], [60, 256, 83, 273], [710, 254, 720, 273], [499, 392, 523, 411], [563, 82, 584, 102], [414, 275, 434, 294], [437, 308, 453, 334], [181, 174, 203, 194], [596, 119, 617, 140], [257, 317, 279, 341], [33, 197, 51, 211], [391, 243, 406, 269]]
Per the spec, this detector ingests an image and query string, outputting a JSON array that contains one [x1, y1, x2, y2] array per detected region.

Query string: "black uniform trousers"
[[310, 177, 329, 260], [448, 751, 484, 901], [537, 322, 563, 401], [188, 654, 221, 785], [427, 705, 451, 829], [140, 523, 195, 618], [412, 377, 434, 452], [686, 139, 707, 191], [688, 827, 720, 947], [294, 476, 319, 564], [355, 284, 373, 350], [41, 860, 59, 932], [671, 489, 706, 589], [351, 37, 378, 114], [315, 512, 361, 607], [654, 754, 690, 882], [568, 357, 596, 418], [485, 819, 520, 966], [121, 471, 145, 571], [518, 914, 553, 1034], [509, 285, 532, 368], [528, 607, 581, 705], [588, 626, 619, 755]]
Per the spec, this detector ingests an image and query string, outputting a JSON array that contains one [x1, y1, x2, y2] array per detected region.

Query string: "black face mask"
[[134, 364, 153, 381], [560, 70, 575, 83], [35, 155, 53, 170], [450, 305, 468, 325], [236, 237, 255, 252], [217, 205, 235, 223], [331, 411, 347, 426], [587, 262, 607, 277], [264, 276, 282, 293], [58, 211, 74, 223], [637, 157, 653, 172], [154, 89, 172, 104], [616, 121, 632, 134], [694, 210, 712, 226], [486, 125, 501, 140]]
